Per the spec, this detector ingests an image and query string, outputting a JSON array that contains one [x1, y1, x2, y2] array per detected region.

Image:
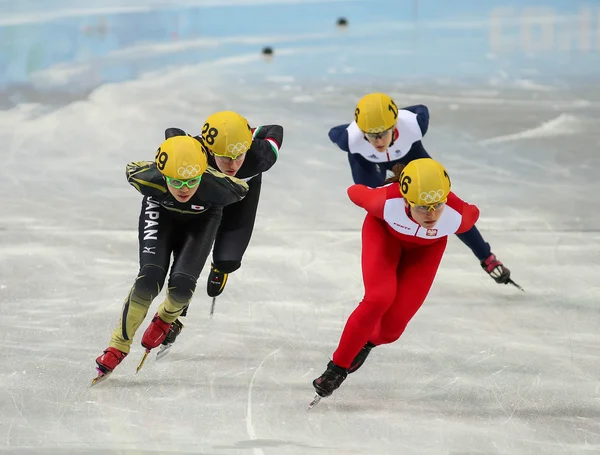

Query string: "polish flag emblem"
[[426, 229, 438, 236]]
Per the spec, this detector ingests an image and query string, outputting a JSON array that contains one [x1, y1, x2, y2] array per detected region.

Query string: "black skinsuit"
[[107, 161, 248, 354]]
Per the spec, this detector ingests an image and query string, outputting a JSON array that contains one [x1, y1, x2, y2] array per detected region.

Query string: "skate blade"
[[156, 343, 172, 361], [91, 370, 111, 387], [136, 350, 150, 374], [508, 279, 525, 292], [209, 297, 217, 318], [307, 394, 323, 411]]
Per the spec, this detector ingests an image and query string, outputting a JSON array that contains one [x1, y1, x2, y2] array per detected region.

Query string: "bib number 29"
[[155, 147, 169, 170]]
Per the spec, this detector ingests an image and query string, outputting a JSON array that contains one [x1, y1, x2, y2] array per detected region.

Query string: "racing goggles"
[[410, 201, 446, 213], [213, 152, 247, 162], [165, 175, 202, 189], [365, 127, 394, 140]]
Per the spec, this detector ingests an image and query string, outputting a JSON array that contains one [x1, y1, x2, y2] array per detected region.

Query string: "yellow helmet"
[[201, 110, 252, 159], [354, 92, 399, 134], [154, 135, 208, 179], [399, 158, 451, 207]]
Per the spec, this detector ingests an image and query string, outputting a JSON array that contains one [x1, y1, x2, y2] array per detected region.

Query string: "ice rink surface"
[[1, 1, 599, 454]]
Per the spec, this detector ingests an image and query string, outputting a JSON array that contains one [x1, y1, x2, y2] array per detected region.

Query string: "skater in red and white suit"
[[313, 158, 480, 399]]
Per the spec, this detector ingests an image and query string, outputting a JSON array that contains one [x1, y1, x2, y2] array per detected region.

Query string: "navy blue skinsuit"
[[329, 105, 491, 261]]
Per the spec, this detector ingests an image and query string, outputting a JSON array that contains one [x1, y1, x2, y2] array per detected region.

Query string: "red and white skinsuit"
[[332, 183, 480, 368]]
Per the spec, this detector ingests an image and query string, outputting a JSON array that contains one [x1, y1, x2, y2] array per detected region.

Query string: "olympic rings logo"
[[227, 141, 250, 155], [366, 125, 387, 133], [178, 164, 202, 178], [420, 189, 445, 203]]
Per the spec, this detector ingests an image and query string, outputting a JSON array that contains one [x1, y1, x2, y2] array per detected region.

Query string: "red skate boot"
[[92, 347, 127, 386], [136, 313, 171, 373], [141, 313, 171, 350]]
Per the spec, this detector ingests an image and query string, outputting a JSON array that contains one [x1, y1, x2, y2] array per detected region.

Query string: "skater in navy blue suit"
[[329, 92, 521, 289]]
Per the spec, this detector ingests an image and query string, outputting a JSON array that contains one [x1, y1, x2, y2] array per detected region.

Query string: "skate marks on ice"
[[2, 218, 600, 454], [1, 150, 598, 454], [239, 347, 282, 455]]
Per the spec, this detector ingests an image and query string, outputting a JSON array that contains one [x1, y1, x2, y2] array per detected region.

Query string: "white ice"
[[1, 1, 599, 454]]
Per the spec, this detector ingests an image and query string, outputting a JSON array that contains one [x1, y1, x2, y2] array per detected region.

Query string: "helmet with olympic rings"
[[399, 158, 451, 207], [201, 111, 252, 159], [154, 135, 208, 179], [354, 92, 399, 134]]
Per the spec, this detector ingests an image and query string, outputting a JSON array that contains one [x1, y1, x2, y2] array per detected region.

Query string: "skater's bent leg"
[[158, 271, 198, 323], [212, 260, 241, 274], [207, 179, 261, 298], [371, 239, 446, 346], [109, 264, 168, 353], [212, 176, 261, 272], [108, 198, 173, 353], [455, 225, 491, 261], [332, 214, 402, 368], [157, 207, 222, 322], [109, 289, 149, 354]]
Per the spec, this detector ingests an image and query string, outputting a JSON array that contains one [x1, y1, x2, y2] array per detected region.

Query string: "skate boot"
[[141, 313, 171, 351], [313, 361, 348, 398], [481, 253, 523, 290], [163, 318, 184, 345], [95, 347, 127, 375], [135, 313, 172, 373], [207, 264, 228, 297], [92, 347, 127, 385], [156, 318, 184, 360], [348, 341, 376, 374]]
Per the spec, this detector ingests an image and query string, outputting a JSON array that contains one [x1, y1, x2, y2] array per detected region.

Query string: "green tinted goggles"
[[165, 175, 202, 189]]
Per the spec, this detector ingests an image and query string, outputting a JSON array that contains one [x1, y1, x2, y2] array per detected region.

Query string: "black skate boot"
[[207, 264, 228, 297], [481, 253, 523, 291], [348, 341, 376, 374], [163, 318, 184, 345], [313, 361, 348, 398], [156, 318, 184, 360]]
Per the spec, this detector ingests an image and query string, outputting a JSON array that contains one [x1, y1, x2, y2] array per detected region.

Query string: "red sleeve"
[[447, 193, 480, 233], [457, 203, 480, 233], [347, 184, 388, 219]]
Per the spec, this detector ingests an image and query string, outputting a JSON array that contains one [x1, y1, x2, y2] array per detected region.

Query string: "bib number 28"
[[202, 122, 219, 145]]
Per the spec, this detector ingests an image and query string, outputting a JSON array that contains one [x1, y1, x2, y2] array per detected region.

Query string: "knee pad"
[[213, 260, 241, 274], [168, 272, 197, 304], [133, 264, 166, 302]]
